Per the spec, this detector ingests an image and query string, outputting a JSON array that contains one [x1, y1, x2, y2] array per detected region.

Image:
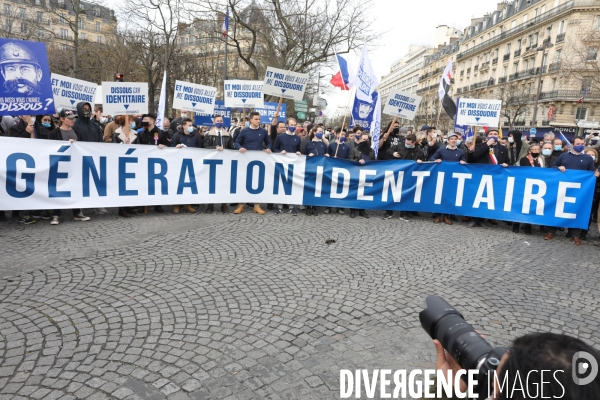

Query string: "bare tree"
[[560, 28, 600, 94], [494, 83, 533, 129]]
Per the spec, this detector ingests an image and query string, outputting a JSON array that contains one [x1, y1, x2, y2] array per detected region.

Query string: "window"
[[60, 44, 67, 51], [523, 14, 528, 23], [515, 0, 520, 12], [59, 28, 68, 39], [59, 14, 66, 25], [19, 7, 24, 18], [80, 32, 85, 40], [576, 107, 588, 120], [511, 20, 516, 29], [36, 12, 42, 22], [546, 26, 552, 40], [79, 19, 84, 29], [493, 14, 497, 24], [34, 0, 40, 4], [534, 9, 539, 18], [97, 35, 102, 43], [513, 62, 519, 73], [96, 22, 100, 32], [555, 49, 562, 61], [507, 43, 512, 53], [20, 22, 26, 33], [517, 39, 522, 49], [594, 16, 600, 31], [587, 47, 598, 61], [582, 77, 592, 90], [37, 29, 44, 38], [552, 78, 557, 90], [542, 53, 548, 67], [558, 20, 565, 34], [541, 5, 546, 14], [3, 4, 10, 15]]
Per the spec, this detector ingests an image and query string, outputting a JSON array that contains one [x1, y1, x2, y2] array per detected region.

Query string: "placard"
[[172, 80, 216, 115], [101, 82, 148, 115], [224, 80, 263, 108], [195, 100, 231, 127], [255, 102, 286, 124], [456, 98, 502, 127], [51, 73, 97, 111], [263, 67, 308, 101], [382, 90, 422, 120]]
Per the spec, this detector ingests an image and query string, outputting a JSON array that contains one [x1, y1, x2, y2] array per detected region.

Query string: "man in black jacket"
[[137, 113, 169, 147], [74, 102, 102, 142]]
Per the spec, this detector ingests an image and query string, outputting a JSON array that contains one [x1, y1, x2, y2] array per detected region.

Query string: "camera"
[[419, 296, 508, 399]]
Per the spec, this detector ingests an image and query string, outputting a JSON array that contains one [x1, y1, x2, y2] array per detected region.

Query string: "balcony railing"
[[466, 68, 471, 74], [456, 0, 576, 60], [474, 65, 479, 71], [480, 61, 490, 70], [514, 49, 522, 57], [556, 32, 565, 43], [539, 89, 600, 100], [460, 70, 464, 76], [548, 61, 561, 72], [503, 53, 510, 61], [498, 77, 507, 83], [492, 57, 498, 65]]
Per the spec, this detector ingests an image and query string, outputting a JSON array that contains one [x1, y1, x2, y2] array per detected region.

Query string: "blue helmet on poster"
[[351, 91, 378, 130], [0, 38, 54, 115]]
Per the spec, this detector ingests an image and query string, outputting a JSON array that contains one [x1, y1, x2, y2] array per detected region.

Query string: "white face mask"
[[508, 137, 514, 143]]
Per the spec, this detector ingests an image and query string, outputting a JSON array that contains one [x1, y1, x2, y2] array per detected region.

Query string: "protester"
[[508, 130, 530, 165], [46, 110, 91, 225], [35, 114, 55, 139], [112, 115, 139, 144], [544, 137, 596, 245], [170, 118, 203, 148], [580, 147, 600, 240], [423, 127, 440, 160], [378, 117, 402, 160], [349, 133, 375, 218], [74, 102, 102, 142], [304, 126, 330, 216], [347, 126, 363, 151], [272, 118, 301, 215], [327, 128, 351, 159], [512, 143, 545, 235], [547, 137, 566, 165], [233, 111, 271, 215], [170, 110, 190, 133], [429, 132, 466, 225], [204, 115, 234, 214], [542, 132, 554, 143]]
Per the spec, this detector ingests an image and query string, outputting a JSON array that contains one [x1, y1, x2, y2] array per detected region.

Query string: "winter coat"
[[73, 102, 102, 142]]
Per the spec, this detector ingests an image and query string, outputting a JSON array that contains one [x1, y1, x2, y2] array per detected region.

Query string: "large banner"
[[101, 82, 148, 115], [224, 80, 264, 108], [0, 39, 55, 115], [172, 80, 216, 115], [51, 74, 97, 111], [0, 137, 594, 229]]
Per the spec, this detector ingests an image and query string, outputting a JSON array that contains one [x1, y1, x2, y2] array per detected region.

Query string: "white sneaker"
[[50, 216, 60, 225], [74, 213, 91, 221]]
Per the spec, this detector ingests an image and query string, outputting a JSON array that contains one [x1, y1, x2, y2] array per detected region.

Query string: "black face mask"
[[531, 152, 540, 158], [141, 121, 150, 127], [392, 128, 400, 135], [358, 141, 371, 152]]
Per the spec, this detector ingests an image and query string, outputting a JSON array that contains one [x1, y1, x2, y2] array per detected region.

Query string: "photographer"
[[429, 332, 600, 400]]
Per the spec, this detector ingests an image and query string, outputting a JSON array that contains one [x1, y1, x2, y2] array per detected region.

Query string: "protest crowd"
[[2, 104, 600, 247]]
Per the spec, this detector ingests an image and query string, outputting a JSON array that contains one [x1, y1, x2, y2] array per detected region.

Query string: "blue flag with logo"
[[351, 91, 378, 130], [0, 38, 55, 116]]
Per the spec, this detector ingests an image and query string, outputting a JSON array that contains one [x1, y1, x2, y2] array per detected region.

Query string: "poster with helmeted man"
[[0, 38, 55, 116], [351, 91, 378, 130]]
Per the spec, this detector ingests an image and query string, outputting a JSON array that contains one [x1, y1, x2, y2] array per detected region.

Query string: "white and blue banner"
[[0, 39, 55, 115], [351, 91, 378, 130], [101, 82, 148, 115], [263, 67, 308, 101], [456, 98, 502, 127], [51, 74, 97, 111], [255, 102, 286, 124], [195, 100, 231, 127], [382, 89, 422, 120], [0, 137, 594, 229], [224, 80, 264, 108], [172, 80, 216, 115]]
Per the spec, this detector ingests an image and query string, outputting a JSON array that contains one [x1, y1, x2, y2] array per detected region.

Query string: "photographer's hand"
[[434, 340, 467, 393]]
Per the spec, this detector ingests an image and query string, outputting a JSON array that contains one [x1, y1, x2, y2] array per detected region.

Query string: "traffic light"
[[114, 73, 124, 82]]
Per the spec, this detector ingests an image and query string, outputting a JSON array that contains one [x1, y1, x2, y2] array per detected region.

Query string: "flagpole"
[[223, 9, 228, 89], [340, 86, 355, 133]]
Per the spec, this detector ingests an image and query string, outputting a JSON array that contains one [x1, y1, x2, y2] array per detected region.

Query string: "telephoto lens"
[[419, 296, 508, 399]]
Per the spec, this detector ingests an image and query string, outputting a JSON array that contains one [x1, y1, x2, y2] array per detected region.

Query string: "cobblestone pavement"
[[0, 207, 599, 399]]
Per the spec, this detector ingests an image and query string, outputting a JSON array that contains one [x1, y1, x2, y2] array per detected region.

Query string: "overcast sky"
[[320, 0, 503, 116]]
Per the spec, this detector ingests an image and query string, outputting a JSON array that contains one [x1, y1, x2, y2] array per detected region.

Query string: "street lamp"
[[532, 37, 554, 128]]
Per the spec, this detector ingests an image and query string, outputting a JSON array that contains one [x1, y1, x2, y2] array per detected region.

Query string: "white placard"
[[51, 74, 97, 111], [456, 98, 502, 127], [172, 80, 217, 115], [382, 89, 422, 121], [101, 82, 148, 115], [224, 80, 264, 108], [94, 85, 102, 105], [263, 67, 308, 101]]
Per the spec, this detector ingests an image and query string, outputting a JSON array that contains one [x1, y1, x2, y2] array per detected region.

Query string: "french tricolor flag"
[[222, 10, 229, 37], [330, 52, 353, 91]]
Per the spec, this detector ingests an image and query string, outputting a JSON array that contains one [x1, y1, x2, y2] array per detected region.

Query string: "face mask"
[[554, 145, 562, 151], [83, 109, 91, 118], [100, 117, 108, 124], [141, 121, 150, 127], [392, 128, 400, 135], [42, 122, 51, 128], [215, 122, 223, 129], [573, 145, 585, 153], [456, 140, 462, 146], [591, 156, 597, 161], [405, 144, 414, 149], [187, 126, 194, 133], [358, 141, 370, 150], [542, 149, 552, 156], [531, 152, 540, 158], [130, 121, 136, 129], [508, 137, 514, 143], [181, 113, 188, 119], [315, 133, 323, 139], [591, 139, 598, 144], [288, 126, 296, 133], [339, 136, 346, 143]]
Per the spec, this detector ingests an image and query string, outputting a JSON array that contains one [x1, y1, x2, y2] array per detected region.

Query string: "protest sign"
[[456, 98, 502, 127], [382, 89, 422, 120], [172, 80, 216, 115], [51, 74, 97, 111], [195, 100, 231, 127], [101, 82, 148, 115], [0, 39, 55, 115], [352, 91, 378, 130], [263, 67, 308, 101], [255, 101, 286, 124], [224, 80, 263, 108]]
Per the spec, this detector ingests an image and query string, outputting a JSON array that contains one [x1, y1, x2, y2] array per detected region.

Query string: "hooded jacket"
[[509, 131, 530, 165], [74, 102, 102, 142]]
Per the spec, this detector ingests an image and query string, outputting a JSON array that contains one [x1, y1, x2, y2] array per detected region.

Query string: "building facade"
[[0, 0, 117, 50], [455, 0, 600, 139]]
